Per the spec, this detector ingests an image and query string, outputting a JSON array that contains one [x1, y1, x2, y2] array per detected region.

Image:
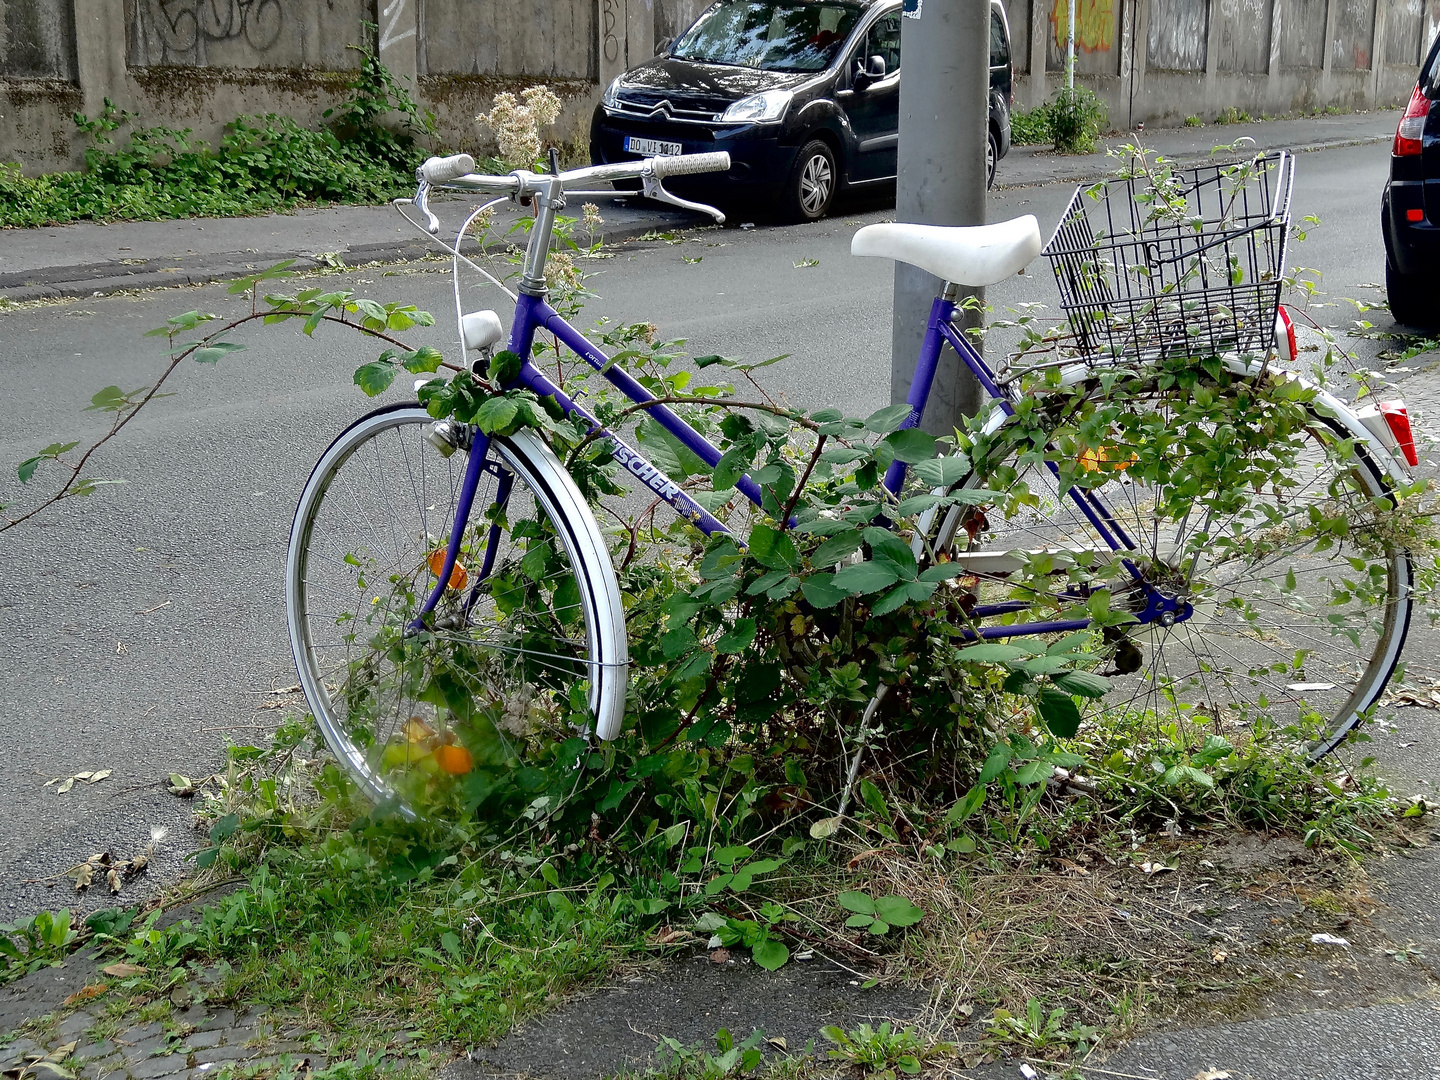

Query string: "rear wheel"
[[1387, 257, 1435, 328], [922, 375, 1412, 760], [287, 405, 626, 823], [785, 139, 837, 222], [986, 130, 998, 190]]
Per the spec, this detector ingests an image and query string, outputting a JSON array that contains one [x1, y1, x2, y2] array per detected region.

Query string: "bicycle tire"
[[920, 374, 1412, 761], [287, 403, 627, 821]]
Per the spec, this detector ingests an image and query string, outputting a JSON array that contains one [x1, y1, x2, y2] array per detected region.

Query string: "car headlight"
[[721, 89, 792, 124], [602, 76, 623, 110]]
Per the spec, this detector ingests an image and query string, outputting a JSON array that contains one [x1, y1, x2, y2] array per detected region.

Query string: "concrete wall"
[[1, 0, 1435, 177], [1010, 0, 1437, 127]]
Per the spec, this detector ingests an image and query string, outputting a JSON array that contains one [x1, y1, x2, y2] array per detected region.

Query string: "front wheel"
[[986, 130, 998, 190], [785, 139, 837, 222], [921, 373, 1412, 760], [287, 405, 627, 823]]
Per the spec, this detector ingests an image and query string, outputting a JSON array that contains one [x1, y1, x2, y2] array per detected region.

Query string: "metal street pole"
[[890, 0, 992, 437], [1067, 0, 1076, 90]]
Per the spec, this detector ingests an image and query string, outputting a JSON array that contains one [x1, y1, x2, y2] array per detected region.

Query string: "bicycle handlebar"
[[419, 153, 477, 184], [414, 151, 732, 195]]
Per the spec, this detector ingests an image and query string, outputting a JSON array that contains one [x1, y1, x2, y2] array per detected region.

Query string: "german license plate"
[[626, 136, 683, 156]]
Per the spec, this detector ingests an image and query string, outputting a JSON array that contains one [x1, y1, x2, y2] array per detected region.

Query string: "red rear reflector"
[[1379, 401, 1419, 467], [1395, 85, 1430, 156], [1275, 304, 1298, 363], [1407, 208, 1425, 221]]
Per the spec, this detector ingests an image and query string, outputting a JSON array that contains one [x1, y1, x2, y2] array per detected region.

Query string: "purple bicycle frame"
[[417, 289, 1184, 641]]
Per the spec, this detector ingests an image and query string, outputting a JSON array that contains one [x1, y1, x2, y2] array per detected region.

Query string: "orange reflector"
[[1379, 401, 1420, 467], [1407, 208, 1425, 222]]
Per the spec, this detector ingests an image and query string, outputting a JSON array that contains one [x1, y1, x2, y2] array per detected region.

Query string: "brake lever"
[[640, 174, 727, 225], [414, 181, 441, 234]]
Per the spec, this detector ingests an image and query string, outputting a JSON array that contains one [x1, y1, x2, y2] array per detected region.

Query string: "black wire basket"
[[1043, 151, 1295, 363]]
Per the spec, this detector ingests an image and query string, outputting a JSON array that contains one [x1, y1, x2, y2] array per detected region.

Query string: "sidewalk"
[[0, 111, 1399, 306]]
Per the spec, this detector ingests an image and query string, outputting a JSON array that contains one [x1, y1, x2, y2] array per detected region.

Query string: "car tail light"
[[1407, 207, 1425, 221], [1274, 304, 1297, 363], [1356, 400, 1420, 469], [1394, 85, 1430, 157]]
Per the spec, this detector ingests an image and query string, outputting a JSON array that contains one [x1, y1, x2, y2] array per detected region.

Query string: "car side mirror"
[[853, 54, 886, 89], [655, 36, 673, 56]]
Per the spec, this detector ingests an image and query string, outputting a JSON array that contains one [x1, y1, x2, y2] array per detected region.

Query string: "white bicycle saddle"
[[851, 215, 1042, 286]]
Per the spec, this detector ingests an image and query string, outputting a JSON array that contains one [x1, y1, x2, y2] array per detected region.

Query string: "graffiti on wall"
[[142, 0, 284, 54], [1050, 0, 1114, 53]]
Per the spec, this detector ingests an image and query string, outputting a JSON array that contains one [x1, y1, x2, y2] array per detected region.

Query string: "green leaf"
[[353, 360, 398, 397], [945, 784, 985, 824], [845, 912, 874, 928], [860, 778, 888, 820], [812, 532, 863, 567], [1052, 670, 1110, 699], [864, 403, 913, 433], [919, 562, 969, 583], [487, 350, 523, 384], [1037, 687, 1082, 738], [883, 428, 937, 463], [193, 341, 246, 364], [833, 560, 901, 596], [837, 891, 876, 915], [715, 619, 757, 654], [873, 896, 924, 927], [801, 574, 850, 609], [751, 937, 789, 971], [1013, 759, 1054, 785], [957, 642, 1029, 664], [1191, 734, 1235, 767], [17, 456, 41, 483], [867, 919, 889, 935], [474, 395, 520, 434], [913, 455, 971, 488], [402, 346, 445, 373], [977, 744, 1012, 784], [713, 445, 751, 491], [85, 386, 129, 412], [749, 523, 799, 570]]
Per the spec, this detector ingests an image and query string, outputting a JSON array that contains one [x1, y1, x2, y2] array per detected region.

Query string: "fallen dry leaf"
[[1211, 949, 1228, 964], [101, 962, 147, 978], [62, 985, 106, 1007], [709, 948, 730, 964], [106, 867, 122, 894], [73, 864, 93, 892], [765, 1037, 787, 1050], [1191, 1071, 1231, 1080]]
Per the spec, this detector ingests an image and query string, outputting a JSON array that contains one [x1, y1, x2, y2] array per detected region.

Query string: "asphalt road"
[[0, 139, 1431, 924]]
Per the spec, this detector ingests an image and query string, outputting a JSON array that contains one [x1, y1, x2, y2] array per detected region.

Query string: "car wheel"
[[786, 139, 837, 222], [1387, 257, 1435, 328], [986, 130, 998, 190]]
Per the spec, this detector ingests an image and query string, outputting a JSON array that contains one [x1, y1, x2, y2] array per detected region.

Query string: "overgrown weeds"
[[0, 34, 431, 228]]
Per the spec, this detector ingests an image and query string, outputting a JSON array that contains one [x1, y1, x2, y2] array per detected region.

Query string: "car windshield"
[[671, 0, 863, 72]]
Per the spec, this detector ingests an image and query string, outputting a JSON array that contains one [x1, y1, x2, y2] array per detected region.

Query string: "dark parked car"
[[1382, 30, 1440, 327], [590, 0, 1013, 222]]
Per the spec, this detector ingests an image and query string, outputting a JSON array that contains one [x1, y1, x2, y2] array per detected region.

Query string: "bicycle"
[[286, 147, 1419, 822]]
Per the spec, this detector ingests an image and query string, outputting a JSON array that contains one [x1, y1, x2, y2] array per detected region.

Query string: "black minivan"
[[590, 0, 1013, 222], [1382, 29, 1440, 328]]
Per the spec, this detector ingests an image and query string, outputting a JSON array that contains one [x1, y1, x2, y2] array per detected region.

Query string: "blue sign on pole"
[[902, 0, 922, 17]]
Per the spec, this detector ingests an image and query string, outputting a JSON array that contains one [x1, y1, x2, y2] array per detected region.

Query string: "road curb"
[[993, 132, 1391, 191], [0, 219, 690, 306]]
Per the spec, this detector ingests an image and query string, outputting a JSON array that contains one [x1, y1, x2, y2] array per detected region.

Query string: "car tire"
[[986, 130, 998, 190], [1387, 258, 1435, 328], [785, 139, 837, 222]]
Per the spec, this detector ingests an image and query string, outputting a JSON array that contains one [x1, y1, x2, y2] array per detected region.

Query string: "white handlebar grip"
[[650, 152, 732, 178], [419, 154, 476, 183]]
